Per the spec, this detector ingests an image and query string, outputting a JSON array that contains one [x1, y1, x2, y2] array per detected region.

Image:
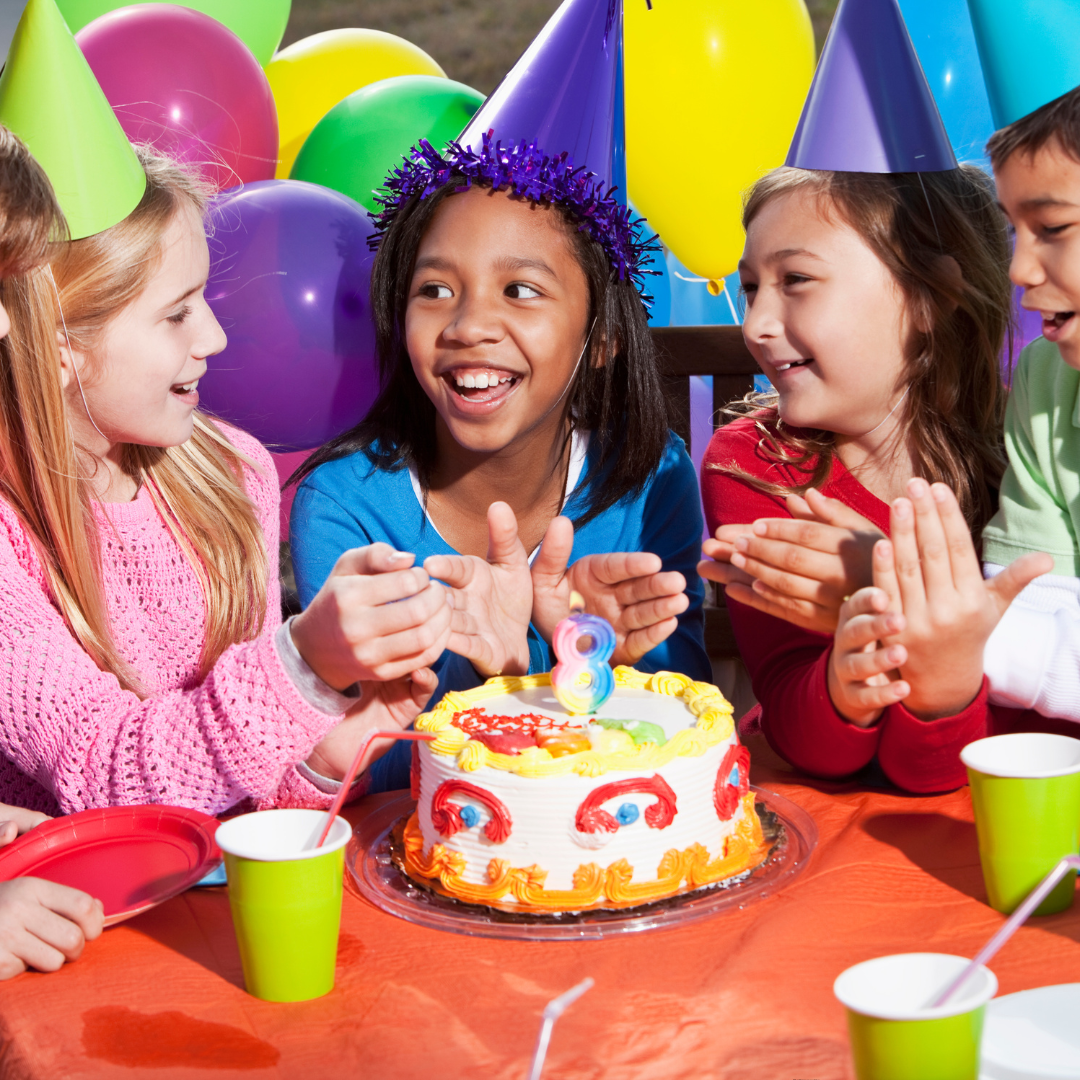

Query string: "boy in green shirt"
[[975, 4, 1080, 718]]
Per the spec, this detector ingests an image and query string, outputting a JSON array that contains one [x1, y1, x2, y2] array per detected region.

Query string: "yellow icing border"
[[415, 667, 735, 777], [403, 792, 767, 911]]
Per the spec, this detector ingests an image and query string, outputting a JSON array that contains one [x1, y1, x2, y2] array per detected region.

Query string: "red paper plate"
[[0, 805, 221, 926]]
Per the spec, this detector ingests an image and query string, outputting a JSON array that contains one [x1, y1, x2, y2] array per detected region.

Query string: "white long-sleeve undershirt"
[[983, 563, 1080, 723]]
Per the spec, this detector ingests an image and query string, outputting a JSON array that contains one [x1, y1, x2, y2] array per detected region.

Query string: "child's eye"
[[167, 305, 192, 325], [740, 281, 758, 303], [418, 283, 453, 299], [1043, 223, 1072, 238], [782, 273, 812, 287], [505, 282, 542, 299]]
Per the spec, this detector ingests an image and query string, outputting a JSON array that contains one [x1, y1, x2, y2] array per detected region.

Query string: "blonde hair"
[[2, 144, 267, 692], [716, 165, 1011, 536]]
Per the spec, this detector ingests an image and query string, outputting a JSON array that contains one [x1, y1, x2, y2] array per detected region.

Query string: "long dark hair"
[[290, 176, 671, 527], [712, 164, 1011, 537]]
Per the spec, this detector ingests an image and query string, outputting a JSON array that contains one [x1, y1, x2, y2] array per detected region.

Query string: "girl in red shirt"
[[700, 167, 1050, 792]]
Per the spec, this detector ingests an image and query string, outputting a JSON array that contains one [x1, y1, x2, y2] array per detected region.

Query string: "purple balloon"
[[202, 181, 379, 450], [77, 4, 277, 190]]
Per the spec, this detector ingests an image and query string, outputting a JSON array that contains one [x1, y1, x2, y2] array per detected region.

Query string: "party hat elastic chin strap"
[[550, 315, 598, 417], [857, 383, 910, 440], [47, 265, 110, 445]]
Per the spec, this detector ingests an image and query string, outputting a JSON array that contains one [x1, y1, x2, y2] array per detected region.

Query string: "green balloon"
[[290, 75, 485, 214], [56, 0, 291, 66]]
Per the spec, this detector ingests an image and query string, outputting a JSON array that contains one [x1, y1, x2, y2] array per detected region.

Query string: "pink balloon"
[[76, 4, 277, 190]]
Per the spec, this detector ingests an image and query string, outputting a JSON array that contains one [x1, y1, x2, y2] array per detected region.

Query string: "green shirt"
[[983, 336, 1080, 575]]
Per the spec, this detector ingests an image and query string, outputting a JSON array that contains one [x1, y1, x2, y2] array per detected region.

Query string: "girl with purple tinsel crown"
[[289, 0, 709, 792]]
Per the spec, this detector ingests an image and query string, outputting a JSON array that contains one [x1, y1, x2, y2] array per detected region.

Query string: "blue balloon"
[[668, 250, 741, 327], [202, 180, 379, 451], [898, 0, 996, 169]]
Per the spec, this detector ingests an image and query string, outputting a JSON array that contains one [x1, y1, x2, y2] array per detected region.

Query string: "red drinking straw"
[[312, 729, 438, 849]]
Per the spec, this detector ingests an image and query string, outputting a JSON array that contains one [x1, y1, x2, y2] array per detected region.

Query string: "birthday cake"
[[402, 667, 770, 913]]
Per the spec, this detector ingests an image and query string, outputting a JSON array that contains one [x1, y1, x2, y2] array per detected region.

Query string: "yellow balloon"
[[267, 29, 447, 179], [625, 0, 815, 282]]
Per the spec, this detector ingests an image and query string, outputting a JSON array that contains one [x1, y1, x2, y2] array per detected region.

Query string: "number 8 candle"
[[551, 591, 616, 714]]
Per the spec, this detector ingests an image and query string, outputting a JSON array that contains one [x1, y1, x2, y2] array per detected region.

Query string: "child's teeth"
[[463, 374, 476, 388], [475, 374, 489, 389]]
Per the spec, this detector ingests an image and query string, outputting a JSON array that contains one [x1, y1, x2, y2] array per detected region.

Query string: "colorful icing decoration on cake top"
[[550, 592, 616, 715], [414, 667, 737, 778]]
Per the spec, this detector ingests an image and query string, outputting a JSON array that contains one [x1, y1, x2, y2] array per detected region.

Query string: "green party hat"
[[0, 0, 145, 239]]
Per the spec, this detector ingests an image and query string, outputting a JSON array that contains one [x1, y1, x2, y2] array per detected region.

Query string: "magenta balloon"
[[201, 180, 379, 450], [76, 4, 277, 190]]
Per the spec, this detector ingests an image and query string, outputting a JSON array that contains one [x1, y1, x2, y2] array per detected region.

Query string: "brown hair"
[[987, 85, 1080, 169], [714, 165, 1012, 536], [0, 141, 267, 692]]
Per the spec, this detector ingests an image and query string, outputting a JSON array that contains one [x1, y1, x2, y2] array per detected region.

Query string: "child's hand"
[[0, 878, 104, 979], [305, 667, 439, 780], [531, 516, 689, 665], [873, 479, 1052, 720], [424, 502, 532, 679], [698, 525, 757, 589], [700, 489, 882, 635], [0, 804, 50, 848], [290, 543, 453, 691], [827, 588, 910, 726]]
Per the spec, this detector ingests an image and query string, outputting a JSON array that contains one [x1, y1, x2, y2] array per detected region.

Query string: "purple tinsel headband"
[[370, 131, 660, 301]]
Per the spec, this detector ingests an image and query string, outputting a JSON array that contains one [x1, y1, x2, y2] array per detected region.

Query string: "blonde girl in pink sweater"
[[0, 137, 454, 819]]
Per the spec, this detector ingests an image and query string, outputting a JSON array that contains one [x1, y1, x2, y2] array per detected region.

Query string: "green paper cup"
[[834, 953, 997, 1080], [215, 809, 351, 1002], [961, 733, 1080, 916]]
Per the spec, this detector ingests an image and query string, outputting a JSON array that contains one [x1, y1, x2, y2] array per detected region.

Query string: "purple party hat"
[[458, 0, 620, 187], [787, 0, 957, 173], [371, 0, 658, 296]]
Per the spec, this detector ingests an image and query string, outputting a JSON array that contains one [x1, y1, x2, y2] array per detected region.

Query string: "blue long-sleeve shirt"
[[290, 430, 709, 790]]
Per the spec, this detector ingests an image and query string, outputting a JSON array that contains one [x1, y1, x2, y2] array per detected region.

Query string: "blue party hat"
[[787, 0, 957, 172], [966, 0, 1080, 129], [457, 0, 621, 189]]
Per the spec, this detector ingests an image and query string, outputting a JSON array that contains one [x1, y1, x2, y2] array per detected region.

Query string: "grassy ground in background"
[[283, 0, 839, 95]]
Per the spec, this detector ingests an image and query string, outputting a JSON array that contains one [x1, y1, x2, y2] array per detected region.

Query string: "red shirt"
[[702, 416, 1062, 793]]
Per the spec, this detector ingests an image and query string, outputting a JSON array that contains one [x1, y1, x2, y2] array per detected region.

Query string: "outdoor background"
[[282, 1, 840, 96]]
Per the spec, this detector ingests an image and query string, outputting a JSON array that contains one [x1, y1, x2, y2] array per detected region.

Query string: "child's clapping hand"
[[290, 542, 453, 691], [531, 516, 689, 665], [829, 480, 1052, 726], [424, 502, 532, 678], [0, 803, 104, 980], [699, 488, 882, 634]]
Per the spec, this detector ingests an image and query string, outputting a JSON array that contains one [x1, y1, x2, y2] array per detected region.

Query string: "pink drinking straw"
[[311, 730, 438, 849], [931, 854, 1080, 1007]]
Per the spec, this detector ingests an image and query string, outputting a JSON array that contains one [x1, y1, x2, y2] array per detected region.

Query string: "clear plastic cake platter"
[[346, 787, 818, 941]]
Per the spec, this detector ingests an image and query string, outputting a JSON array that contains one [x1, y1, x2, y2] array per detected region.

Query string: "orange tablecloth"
[[1, 737, 1078, 1080]]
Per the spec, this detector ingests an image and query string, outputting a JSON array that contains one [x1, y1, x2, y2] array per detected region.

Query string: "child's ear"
[[56, 328, 77, 391], [591, 331, 622, 369], [914, 255, 964, 333]]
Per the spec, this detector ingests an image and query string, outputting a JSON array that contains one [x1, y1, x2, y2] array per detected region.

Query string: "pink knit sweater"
[[0, 426, 344, 816]]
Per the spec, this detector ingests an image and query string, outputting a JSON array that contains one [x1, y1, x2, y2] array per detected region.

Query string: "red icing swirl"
[[713, 744, 750, 821], [574, 775, 678, 834], [430, 779, 513, 843]]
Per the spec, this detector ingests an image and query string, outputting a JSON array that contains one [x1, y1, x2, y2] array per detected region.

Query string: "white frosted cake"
[[402, 667, 768, 912]]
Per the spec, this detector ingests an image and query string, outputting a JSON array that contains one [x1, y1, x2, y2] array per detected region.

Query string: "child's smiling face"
[[738, 187, 911, 439], [62, 204, 226, 450], [405, 186, 591, 455], [996, 140, 1080, 369]]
